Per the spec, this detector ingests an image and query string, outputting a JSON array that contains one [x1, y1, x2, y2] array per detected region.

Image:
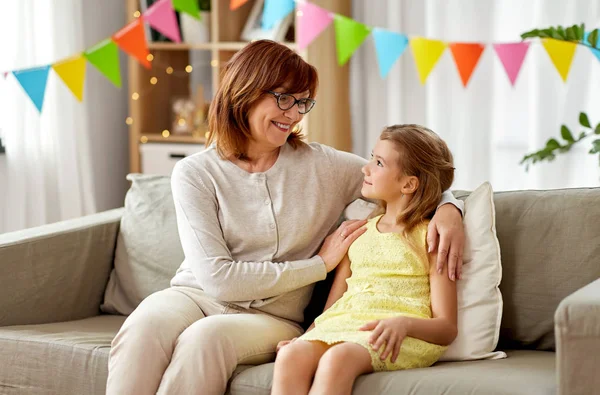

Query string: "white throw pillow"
[[344, 182, 505, 361], [101, 173, 184, 315], [439, 181, 506, 361]]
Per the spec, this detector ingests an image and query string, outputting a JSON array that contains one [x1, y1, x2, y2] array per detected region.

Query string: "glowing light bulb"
[[147, 54, 154, 62], [210, 60, 218, 68], [133, 11, 141, 18], [162, 129, 170, 138], [132, 92, 139, 100], [185, 65, 193, 73], [166, 67, 174, 74], [150, 77, 158, 85], [125, 117, 133, 125], [140, 136, 148, 143]]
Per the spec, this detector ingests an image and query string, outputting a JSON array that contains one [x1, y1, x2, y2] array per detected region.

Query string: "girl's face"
[[361, 139, 406, 201], [247, 88, 309, 150]]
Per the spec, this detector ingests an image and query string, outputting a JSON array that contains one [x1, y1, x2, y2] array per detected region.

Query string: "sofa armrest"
[[0, 208, 124, 327], [555, 278, 600, 395]]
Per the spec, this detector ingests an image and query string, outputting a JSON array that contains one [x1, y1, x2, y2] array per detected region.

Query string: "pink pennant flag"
[[493, 42, 530, 86], [297, 2, 333, 51], [143, 0, 181, 43], [2, 72, 7, 79]]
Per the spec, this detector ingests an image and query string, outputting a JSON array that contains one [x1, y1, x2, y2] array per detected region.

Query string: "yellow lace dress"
[[299, 215, 447, 371]]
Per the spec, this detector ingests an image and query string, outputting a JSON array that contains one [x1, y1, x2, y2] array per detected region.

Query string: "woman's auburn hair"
[[370, 124, 455, 234], [207, 40, 319, 160]]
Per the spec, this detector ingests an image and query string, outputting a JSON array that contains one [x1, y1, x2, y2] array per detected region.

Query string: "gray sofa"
[[1, 181, 599, 395]]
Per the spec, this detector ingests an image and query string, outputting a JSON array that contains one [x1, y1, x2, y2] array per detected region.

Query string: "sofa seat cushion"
[[0, 315, 125, 395], [228, 350, 555, 395]]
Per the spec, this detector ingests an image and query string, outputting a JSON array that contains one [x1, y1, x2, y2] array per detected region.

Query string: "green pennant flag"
[[173, 0, 201, 20], [334, 14, 372, 66], [84, 39, 121, 88]]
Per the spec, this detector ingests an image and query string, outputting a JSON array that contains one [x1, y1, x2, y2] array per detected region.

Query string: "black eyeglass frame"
[[266, 91, 316, 114]]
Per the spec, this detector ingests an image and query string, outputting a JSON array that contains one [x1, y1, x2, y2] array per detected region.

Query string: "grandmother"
[[106, 40, 464, 395]]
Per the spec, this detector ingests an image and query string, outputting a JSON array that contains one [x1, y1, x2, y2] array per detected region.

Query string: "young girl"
[[271, 124, 458, 395]]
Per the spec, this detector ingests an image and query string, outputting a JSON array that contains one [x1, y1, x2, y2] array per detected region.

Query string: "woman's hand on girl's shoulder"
[[318, 219, 367, 272], [427, 204, 465, 281]]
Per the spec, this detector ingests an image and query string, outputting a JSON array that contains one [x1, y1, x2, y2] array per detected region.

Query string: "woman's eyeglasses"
[[267, 91, 316, 114]]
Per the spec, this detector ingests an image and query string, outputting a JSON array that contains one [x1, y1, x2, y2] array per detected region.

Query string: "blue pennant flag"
[[262, 0, 294, 30], [13, 65, 51, 112], [372, 28, 409, 78], [583, 31, 600, 62]]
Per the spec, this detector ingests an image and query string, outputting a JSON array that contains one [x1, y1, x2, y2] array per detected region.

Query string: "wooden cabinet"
[[126, 0, 352, 174]]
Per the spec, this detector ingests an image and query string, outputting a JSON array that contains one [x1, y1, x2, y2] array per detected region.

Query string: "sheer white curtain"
[[0, 1, 97, 233], [351, 0, 600, 191]]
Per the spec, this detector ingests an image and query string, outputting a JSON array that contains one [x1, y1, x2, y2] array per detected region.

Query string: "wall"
[[81, 1, 129, 212]]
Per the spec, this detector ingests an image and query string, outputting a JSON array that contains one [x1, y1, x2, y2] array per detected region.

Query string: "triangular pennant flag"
[[262, 0, 295, 30], [230, 0, 249, 10], [541, 38, 577, 82], [296, 2, 333, 51], [372, 28, 408, 78], [333, 14, 372, 66], [583, 31, 600, 62], [143, 0, 182, 43], [13, 66, 51, 112], [410, 37, 447, 84], [52, 55, 86, 101], [493, 42, 530, 86], [449, 43, 485, 87], [173, 0, 200, 20], [113, 18, 151, 69], [2, 72, 7, 79], [84, 39, 121, 88]]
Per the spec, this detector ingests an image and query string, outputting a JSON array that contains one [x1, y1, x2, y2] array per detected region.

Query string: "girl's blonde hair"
[[370, 124, 455, 236]]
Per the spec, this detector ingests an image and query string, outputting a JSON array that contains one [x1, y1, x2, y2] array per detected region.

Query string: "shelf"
[[147, 41, 297, 51], [141, 134, 207, 144]]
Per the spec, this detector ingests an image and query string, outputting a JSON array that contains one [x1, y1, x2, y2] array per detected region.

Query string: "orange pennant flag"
[[449, 43, 485, 87], [230, 0, 249, 10], [113, 17, 151, 69]]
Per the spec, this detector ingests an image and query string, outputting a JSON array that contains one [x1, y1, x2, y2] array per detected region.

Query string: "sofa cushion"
[[228, 350, 555, 395], [0, 315, 125, 395], [101, 174, 184, 315], [439, 182, 504, 361], [454, 188, 600, 351]]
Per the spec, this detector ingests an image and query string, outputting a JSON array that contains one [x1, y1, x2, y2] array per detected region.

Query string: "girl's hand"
[[276, 337, 297, 353], [318, 219, 367, 272], [428, 204, 465, 281], [359, 317, 409, 363]]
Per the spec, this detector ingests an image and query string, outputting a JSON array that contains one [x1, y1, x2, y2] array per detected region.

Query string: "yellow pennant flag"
[[541, 39, 577, 82], [410, 38, 447, 84], [52, 55, 86, 101]]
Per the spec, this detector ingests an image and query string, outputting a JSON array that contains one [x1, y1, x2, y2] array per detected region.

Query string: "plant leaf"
[[595, 122, 600, 135], [579, 112, 591, 128], [565, 26, 576, 41], [560, 126, 574, 143], [589, 139, 600, 154], [546, 138, 561, 149]]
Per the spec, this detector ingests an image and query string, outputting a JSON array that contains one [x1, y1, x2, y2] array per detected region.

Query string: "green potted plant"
[[519, 24, 600, 169]]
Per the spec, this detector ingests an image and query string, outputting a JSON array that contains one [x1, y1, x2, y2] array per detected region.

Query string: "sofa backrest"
[[454, 188, 600, 351], [106, 174, 600, 351]]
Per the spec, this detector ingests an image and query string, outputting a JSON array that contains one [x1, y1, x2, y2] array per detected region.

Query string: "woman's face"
[[247, 88, 310, 150]]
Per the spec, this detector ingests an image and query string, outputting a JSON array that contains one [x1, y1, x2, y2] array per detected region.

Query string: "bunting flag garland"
[[1, 0, 598, 116], [230, 0, 249, 11], [410, 38, 447, 84], [372, 29, 409, 78], [13, 66, 51, 112], [113, 18, 151, 69], [172, 0, 200, 20], [296, 2, 333, 51], [584, 31, 600, 62], [334, 14, 371, 66], [52, 56, 86, 101], [542, 38, 577, 82], [262, 0, 295, 30], [449, 43, 485, 87], [84, 39, 122, 88], [493, 42, 530, 86], [143, 0, 181, 43]]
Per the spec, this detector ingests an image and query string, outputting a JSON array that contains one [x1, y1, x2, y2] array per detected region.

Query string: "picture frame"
[[241, 0, 294, 42]]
